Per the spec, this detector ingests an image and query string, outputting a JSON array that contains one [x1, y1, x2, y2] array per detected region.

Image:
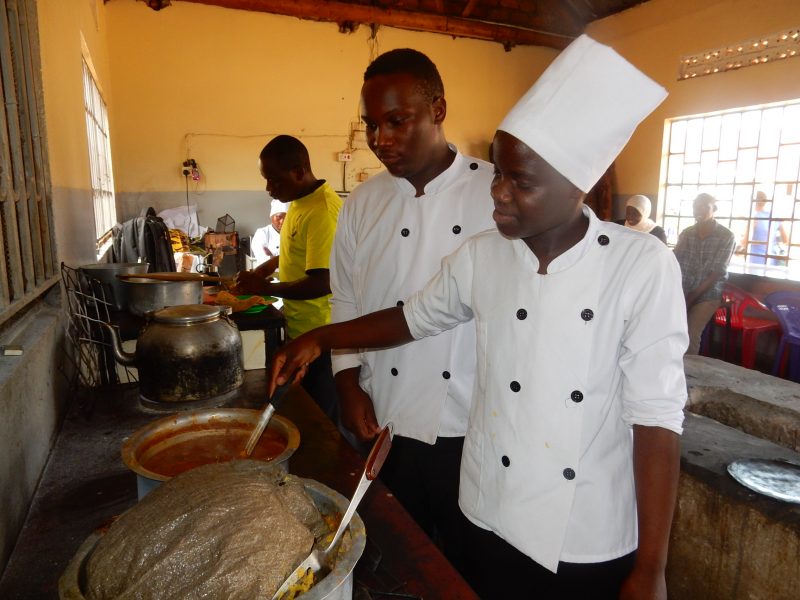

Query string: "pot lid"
[[151, 304, 225, 324]]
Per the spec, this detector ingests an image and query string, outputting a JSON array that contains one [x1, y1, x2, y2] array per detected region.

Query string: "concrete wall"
[[671, 356, 800, 600], [0, 0, 111, 572]]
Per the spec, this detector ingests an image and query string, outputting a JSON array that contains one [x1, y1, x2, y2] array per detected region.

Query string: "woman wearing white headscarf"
[[624, 194, 667, 243]]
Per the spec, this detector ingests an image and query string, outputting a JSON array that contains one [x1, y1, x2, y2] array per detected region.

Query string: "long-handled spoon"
[[271, 424, 393, 600], [243, 381, 293, 457]]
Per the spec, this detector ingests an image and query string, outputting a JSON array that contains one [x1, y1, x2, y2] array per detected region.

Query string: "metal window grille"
[[661, 98, 800, 273], [0, 0, 57, 326], [82, 59, 116, 248]]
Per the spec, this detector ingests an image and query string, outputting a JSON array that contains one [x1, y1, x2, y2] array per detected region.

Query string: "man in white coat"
[[251, 199, 286, 268], [270, 35, 688, 600], [329, 48, 495, 571]]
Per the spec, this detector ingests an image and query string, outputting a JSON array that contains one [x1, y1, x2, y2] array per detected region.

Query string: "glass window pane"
[[776, 144, 800, 182], [665, 185, 683, 216], [699, 151, 719, 183], [758, 107, 783, 158], [781, 104, 800, 144], [774, 194, 794, 219], [685, 118, 703, 162], [702, 115, 722, 150], [682, 162, 700, 184], [732, 185, 753, 217], [792, 210, 800, 244], [670, 120, 687, 154], [755, 158, 777, 183], [740, 110, 761, 147], [719, 113, 741, 160], [717, 160, 736, 183], [667, 154, 684, 184], [715, 198, 732, 218], [715, 184, 733, 202], [736, 148, 757, 182], [663, 216, 680, 244]]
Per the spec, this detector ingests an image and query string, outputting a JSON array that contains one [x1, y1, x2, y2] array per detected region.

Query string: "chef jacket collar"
[[516, 205, 601, 275], [393, 143, 468, 197]]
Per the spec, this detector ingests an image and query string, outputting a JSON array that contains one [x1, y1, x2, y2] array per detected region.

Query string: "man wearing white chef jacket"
[[329, 48, 495, 572], [270, 35, 688, 599], [251, 199, 286, 268]]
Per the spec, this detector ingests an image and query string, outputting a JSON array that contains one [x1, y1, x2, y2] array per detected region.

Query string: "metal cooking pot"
[[121, 277, 203, 316], [79, 262, 149, 310], [122, 408, 301, 499], [101, 304, 244, 406], [58, 479, 366, 600]]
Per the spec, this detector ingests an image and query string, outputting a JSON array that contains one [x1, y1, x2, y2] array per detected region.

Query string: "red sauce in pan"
[[140, 428, 287, 478]]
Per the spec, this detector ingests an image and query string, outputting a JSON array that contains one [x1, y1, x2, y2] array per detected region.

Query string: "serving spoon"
[[243, 381, 293, 457], [271, 424, 393, 600]]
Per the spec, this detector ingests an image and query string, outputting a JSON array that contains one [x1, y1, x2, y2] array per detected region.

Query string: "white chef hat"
[[498, 34, 667, 194], [270, 199, 286, 217]]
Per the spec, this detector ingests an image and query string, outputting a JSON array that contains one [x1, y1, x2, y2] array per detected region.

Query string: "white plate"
[[727, 458, 800, 504]]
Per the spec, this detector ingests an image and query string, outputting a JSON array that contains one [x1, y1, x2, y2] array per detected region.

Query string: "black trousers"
[[378, 435, 472, 575], [462, 522, 636, 599]]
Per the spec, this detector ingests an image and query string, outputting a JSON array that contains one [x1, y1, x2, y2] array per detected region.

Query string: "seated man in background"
[[251, 199, 286, 268], [235, 135, 342, 420], [673, 192, 736, 355]]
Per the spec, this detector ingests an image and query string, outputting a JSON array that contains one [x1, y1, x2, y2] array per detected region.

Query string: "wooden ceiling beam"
[[177, 0, 573, 49]]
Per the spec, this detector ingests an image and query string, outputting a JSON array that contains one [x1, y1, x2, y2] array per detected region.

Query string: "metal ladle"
[[271, 424, 393, 600]]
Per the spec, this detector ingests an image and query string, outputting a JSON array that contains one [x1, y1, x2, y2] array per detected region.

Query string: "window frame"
[[82, 58, 117, 257], [660, 98, 800, 279]]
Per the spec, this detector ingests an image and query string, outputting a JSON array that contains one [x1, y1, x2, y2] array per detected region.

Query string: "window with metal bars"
[[0, 0, 57, 326], [82, 59, 116, 256], [660, 98, 800, 277]]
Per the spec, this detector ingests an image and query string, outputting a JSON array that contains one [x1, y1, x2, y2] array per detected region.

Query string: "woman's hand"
[[268, 334, 323, 395]]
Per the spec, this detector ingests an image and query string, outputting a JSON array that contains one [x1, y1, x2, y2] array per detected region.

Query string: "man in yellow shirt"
[[236, 135, 342, 419]]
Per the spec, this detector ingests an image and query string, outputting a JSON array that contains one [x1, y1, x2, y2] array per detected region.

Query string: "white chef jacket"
[[404, 206, 688, 572], [251, 225, 281, 267], [330, 149, 496, 443]]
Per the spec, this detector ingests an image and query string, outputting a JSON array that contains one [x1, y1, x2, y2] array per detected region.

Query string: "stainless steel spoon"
[[271, 423, 393, 600]]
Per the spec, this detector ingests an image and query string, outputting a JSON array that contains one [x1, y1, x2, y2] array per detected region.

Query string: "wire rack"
[[59, 263, 137, 409]]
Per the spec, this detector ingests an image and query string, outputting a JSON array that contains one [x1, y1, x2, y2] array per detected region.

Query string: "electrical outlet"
[[338, 152, 352, 162], [182, 158, 200, 181]]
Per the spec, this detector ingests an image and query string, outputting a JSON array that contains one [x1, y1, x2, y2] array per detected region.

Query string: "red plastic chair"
[[711, 283, 781, 369]]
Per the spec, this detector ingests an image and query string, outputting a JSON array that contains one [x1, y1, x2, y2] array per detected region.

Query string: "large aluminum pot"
[[105, 304, 244, 405], [58, 478, 366, 600], [121, 276, 203, 316], [79, 262, 149, 310], [122, 408, 301, 499]]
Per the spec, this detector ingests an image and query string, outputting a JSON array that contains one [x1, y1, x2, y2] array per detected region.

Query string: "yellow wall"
[[38, 0, 112, 189], [587, 0, 800, 208], [37, 0, 116, 264], [103, 0, 557, 195]]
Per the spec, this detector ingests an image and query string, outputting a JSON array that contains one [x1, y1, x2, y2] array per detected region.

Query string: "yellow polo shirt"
[[279, 181, 342, 338]]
